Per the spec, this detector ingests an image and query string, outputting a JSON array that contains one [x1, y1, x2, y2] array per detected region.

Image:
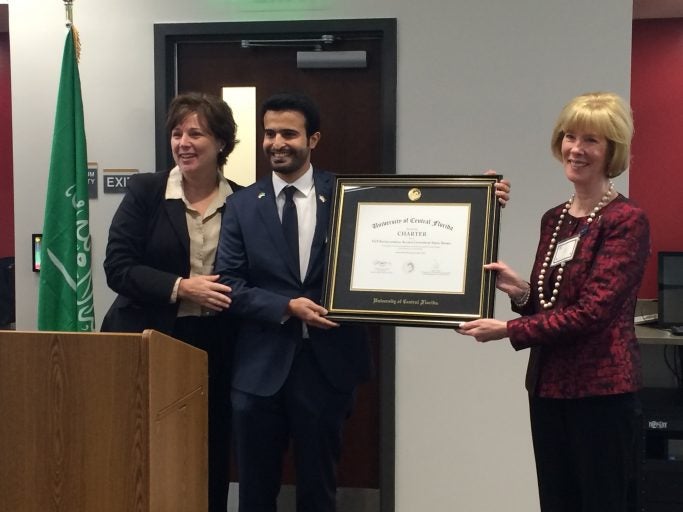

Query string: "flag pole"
[[61, 0, 81, 62], [63, 0, 73, 28]]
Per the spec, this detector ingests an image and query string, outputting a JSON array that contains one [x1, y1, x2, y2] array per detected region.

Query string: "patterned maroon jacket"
[[507, 194, 650, 399]]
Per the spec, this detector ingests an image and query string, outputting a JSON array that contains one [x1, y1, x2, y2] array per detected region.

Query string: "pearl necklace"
[[538, 181, 614, 310]]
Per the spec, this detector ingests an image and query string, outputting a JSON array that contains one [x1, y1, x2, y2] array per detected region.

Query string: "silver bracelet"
[[512, 284, 530, 307]]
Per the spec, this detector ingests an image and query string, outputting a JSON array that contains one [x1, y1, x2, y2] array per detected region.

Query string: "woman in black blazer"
[[101, 92, 240, 512]]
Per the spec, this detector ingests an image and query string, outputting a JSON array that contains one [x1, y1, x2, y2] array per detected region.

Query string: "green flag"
[[37, 28, 94, 331]]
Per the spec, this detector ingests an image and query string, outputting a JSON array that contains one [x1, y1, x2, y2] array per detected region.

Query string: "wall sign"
[[103, 169, 138, 194]]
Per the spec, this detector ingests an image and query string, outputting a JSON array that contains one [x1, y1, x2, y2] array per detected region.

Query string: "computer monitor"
[[658, 251, 683, 329]]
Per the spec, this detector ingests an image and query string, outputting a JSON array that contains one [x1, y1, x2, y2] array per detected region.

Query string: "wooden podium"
[[0, 329, 208, 512]]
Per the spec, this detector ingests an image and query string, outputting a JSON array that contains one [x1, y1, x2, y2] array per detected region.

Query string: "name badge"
[[551, 236, 579, 267]]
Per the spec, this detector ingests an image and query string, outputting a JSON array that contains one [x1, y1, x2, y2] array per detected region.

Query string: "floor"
[[226, 484, 380, 512]]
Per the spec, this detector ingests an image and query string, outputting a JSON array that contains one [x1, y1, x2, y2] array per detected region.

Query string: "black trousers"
[[231, 345, 355, 512], [174, 315, 233, 512], [529, 393, 641, 512]]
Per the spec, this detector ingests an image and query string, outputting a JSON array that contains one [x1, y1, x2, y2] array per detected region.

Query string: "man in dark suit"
[[214, 93, 371, 512]]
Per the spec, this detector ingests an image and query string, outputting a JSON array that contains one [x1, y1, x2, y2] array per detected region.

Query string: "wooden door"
[[154, 19, 396, 506]]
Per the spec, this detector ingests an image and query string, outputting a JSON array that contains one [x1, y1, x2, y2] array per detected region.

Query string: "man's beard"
[[271, 163, 300, 175], [267, 149, 308, 174]]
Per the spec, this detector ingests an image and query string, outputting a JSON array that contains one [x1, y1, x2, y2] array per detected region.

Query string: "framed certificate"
[[322, 175, 502, 327]]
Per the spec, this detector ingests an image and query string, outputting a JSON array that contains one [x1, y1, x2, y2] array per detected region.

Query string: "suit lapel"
[[306, 171, 333, 282], [164, 194, 190, 260]]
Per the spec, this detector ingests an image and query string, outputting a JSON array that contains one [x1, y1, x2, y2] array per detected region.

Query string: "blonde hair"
[[550, 92, 634, 178]]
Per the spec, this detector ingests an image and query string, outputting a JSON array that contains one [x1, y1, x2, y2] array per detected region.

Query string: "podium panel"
[[0, 329, 208, 512]]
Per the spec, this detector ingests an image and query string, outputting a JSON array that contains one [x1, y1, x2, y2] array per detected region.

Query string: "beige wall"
[[7, 0, 633, 510]]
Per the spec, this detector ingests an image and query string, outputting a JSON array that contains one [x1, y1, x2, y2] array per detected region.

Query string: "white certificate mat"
[[350, 203, 470, 293]]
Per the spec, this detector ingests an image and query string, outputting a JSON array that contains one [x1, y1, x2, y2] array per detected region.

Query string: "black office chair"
[[0, 256, 15, 329]]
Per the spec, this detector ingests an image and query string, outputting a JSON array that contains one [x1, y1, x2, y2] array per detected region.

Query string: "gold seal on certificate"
[[408, 188, 422, 201], [322, 175, 502, 327]]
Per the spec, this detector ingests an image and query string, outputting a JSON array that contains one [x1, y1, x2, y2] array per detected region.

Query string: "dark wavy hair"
[[166, 92, 238, 167], [260, 92, 320, 137]]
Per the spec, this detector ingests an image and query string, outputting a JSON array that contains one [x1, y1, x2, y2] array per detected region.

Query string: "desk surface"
[[637, 325, 683, 345]]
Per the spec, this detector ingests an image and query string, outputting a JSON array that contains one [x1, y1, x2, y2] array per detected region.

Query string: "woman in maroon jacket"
[[458, 91, 650, 512]]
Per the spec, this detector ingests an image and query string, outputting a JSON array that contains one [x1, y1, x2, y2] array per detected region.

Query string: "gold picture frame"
[[322, 175, 502, 327]]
